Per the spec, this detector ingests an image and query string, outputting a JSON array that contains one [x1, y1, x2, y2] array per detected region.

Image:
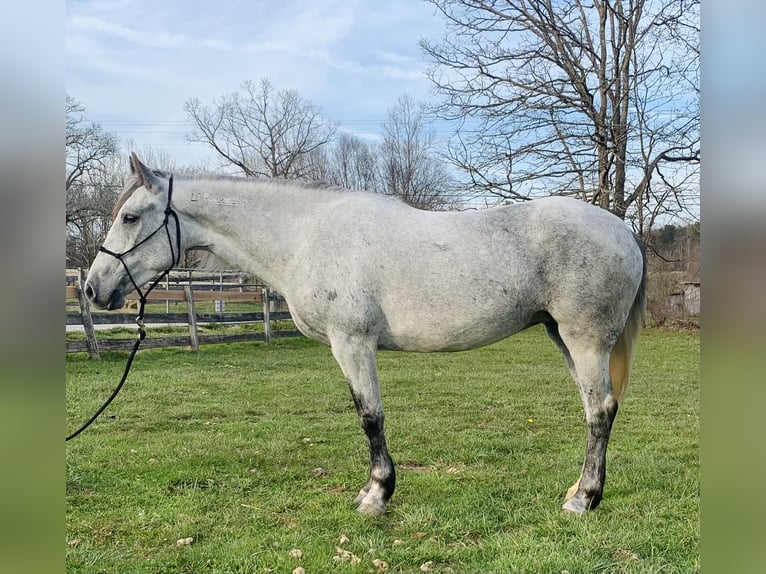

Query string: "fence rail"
[[66, 281, 301, 359], [64, 286, 267, 302]]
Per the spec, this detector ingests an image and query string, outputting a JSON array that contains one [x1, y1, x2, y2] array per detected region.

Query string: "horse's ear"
[[130, 152, 165, 194]]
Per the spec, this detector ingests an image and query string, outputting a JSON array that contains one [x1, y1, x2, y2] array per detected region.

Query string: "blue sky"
[[67, 0, 447, 166]]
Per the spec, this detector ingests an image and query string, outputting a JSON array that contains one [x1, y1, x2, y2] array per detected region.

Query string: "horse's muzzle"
[[84, 280, 125, 310], [83, 281, 96, 302]]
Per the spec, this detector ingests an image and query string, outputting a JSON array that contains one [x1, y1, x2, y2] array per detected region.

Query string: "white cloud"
[[67, 14, 190, 49], [300, 48, 422, 81], [66, 0, 445, 165], [66, 34, 152, 78]]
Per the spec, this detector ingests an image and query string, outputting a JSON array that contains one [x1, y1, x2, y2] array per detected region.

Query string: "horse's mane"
[[178, 173, 345, 193], [112, 171, 385, 222]]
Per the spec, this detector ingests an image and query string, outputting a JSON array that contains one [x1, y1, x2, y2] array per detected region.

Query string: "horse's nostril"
[[84, 282, 95, 301]]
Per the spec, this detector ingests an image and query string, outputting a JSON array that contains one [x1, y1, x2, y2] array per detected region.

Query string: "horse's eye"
[[122, 214, 139, 224]]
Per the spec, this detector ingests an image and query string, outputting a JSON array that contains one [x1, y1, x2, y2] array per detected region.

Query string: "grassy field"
[[66, 326, 699, 573]]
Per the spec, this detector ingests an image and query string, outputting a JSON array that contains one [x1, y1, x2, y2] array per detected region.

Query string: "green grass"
[[66, 320, 297, 342], [66, 326, 699, 573]]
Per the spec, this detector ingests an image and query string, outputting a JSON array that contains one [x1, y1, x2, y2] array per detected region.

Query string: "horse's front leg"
[[330, 333, 395, 515]]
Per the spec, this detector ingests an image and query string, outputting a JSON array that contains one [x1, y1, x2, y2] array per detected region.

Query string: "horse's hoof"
[[354, 488, 370, 506], [356, 498, 386, 516], [562, 497, 588, 515]]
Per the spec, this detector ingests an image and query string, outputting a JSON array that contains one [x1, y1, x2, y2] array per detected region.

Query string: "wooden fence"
[[66, 282, 302, 359]]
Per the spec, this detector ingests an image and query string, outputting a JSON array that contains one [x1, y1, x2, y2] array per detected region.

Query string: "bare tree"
[[379, 95, 455, 210], [66, 97, 118, 188], [185, 79, 337, 180], [628, 0, 700, 232], [326, 132, 379, 191], [421, 0, 699, 224], [121, 141, 180, 175], [66, 96, 121, 267]]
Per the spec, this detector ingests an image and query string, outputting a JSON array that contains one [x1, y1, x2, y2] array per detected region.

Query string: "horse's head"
[[84, 153, 181, 310]]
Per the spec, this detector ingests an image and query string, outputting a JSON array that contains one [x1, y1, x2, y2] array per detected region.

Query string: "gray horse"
[[85, 153, 646, 515]]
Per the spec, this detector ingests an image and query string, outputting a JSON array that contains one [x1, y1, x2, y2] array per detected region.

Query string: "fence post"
[[262, 287, 271, 345], [78, 270, 100, 360], [184, 285, 199, 352]]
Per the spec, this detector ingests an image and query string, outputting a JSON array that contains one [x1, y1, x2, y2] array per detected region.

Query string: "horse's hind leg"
[[544, 320, 585, 501], [329, 333, 395, 515], [554, 327, 618, 514], [544, 320, 577, 377]]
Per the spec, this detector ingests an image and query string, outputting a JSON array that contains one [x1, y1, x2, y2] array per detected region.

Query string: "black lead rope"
[[66, 176, 181, 442], [65, 334, 144, 441]]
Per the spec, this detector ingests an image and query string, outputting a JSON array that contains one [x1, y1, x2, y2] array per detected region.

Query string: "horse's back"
[[287, 194, 643, 352]]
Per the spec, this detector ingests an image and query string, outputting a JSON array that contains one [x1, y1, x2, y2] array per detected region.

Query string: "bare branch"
[[379, 95, 456, 210], [422, 0, 700, 225], [185, 79, 337, 180]]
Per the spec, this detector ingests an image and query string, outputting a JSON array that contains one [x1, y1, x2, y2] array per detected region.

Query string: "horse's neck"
[[176, 178, 309, 290]]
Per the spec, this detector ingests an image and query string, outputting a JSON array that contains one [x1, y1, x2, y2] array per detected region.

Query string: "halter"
[[99, 175, 182, 321], [66, 175, 181, 441]]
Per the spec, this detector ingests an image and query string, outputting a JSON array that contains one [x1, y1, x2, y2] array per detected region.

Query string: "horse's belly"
[[285, 278, 543, 353], [377, 310, 531, 353]]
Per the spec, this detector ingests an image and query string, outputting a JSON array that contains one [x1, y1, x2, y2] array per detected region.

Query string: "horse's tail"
[[609, 234, 647, 402]]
